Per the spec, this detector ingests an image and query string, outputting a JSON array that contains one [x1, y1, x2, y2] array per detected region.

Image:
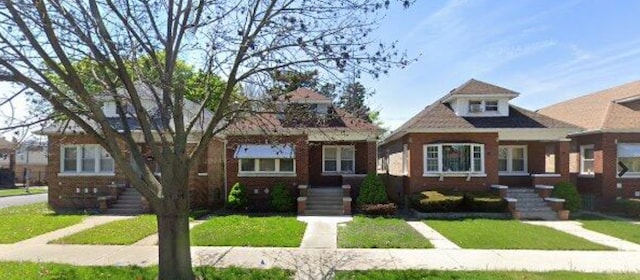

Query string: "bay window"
[[423, 143, 484, 175], [580, 145, 594, 175], [498, 146, 527, 174], [618, 143, 640, 176], [323, 145, 355, 173], [61, 145, 114, 174]]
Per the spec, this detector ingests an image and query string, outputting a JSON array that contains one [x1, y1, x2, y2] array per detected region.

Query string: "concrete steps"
[[106, 188, 144, 215], [304, 187, 344, 216], [506, 188, 557, 221]]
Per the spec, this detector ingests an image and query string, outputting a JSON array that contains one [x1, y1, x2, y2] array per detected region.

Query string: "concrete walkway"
[[3, 244, 640, 273], [15, 215, 134, 245], [0, 193, 47, 209], [297, 216, 352, 249], [407, 221, 460, 249], [525, 221, 640, 251]]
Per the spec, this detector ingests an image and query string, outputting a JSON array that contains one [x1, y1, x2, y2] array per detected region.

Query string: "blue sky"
[[364, 0, 640, 130]]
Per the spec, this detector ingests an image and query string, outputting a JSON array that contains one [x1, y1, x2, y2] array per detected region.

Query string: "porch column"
[[556, 141, 570, 180]]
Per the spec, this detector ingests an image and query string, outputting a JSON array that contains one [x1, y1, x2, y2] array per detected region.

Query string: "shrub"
[[410, 191, 506, 213], [615, 199, 640, 218], [270, 183, 294, 212], [227, 182, 248, 210], [356, 173, 388, 205], [460, 193, 476, 211], [360, 203, 397, 216], [552, 182, 582, 212]]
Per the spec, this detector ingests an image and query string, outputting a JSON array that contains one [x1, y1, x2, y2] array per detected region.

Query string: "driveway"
[[0, 193, 48, 209]]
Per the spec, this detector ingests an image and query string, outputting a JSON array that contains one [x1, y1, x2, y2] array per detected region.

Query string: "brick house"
[[538, 80, 640, 209], [379, 79, 579, 201], [41, 86, 382, 214]]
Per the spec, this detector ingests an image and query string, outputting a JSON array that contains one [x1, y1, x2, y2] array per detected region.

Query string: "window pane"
[[511, 147, 524, 172], [63, 147, 77, 172], [280, 159, 294, 172], [583, 160, 594, 174], [584, 147, 594, 160], [425, 146, 439, 172], [473, 146, 482, 172], [324, 160, 337, 172], [618, 144, 640, 173], [240, 159, 255, 171], [341, 160, 354, 172], [341, 147, 354, 160], [259, 159, 276, 172], [100, 149, 114, 172], [427, 159, 439, 171], [324, 147, 337, 160], [81, 146, 96, 172], [442, 145, 470, 172], [469, 101, 482, 113], [485, 101, 499, 111]]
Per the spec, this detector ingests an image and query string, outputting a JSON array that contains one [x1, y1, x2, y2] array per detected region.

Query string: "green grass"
[[0, 261, 292, 280], [191, 215, 306, 247], [338, 216, 432, 248], [51, 215, 157, 245], [0, 187, 47, 197], [335, 270, 640, 280], [0, 203, 84, 244], [580, 219, 640, 245], [425, 219, 611, 250]]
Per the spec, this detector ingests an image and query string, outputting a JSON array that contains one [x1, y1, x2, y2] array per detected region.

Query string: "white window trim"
[[322, 145, 355, 174], [580, 145, 595, 175], [422, 143, 485, 176], [498, 145, 528, 175], [238, 158, 296, 177], [59, 144, 115, 176], [402, 144, 408, 175]]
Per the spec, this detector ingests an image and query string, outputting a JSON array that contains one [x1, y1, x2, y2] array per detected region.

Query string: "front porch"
[[497, 140, 570, 188]]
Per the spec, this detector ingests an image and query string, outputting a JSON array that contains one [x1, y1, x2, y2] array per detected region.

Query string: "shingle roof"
[[538, 80, 640, 130], [280, 88, 331, 102], [449, 78, 520, 96], [385, 79, 578, 142]]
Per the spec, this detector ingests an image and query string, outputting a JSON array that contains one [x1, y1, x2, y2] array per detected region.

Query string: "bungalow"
[[40, 86, 382, 215], [538, 80, 640, 209], [379, 79, 580, 201]]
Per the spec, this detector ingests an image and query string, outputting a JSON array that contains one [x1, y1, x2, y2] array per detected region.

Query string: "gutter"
[[223, 139, 228, 205]]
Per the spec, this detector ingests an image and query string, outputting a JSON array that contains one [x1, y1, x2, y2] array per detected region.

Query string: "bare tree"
[[0, 1, 412, 279]]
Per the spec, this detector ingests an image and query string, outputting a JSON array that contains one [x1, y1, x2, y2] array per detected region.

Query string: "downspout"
[[223, 139, 228, 203]]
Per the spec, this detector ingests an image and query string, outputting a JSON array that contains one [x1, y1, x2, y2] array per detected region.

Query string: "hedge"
[[410, 191, 506, 213]]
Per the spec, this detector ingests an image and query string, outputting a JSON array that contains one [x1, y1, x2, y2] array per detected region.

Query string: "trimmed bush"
[[357, 173, 389, 205], [410, 191, 506, 213], [360, 203, 397, 216], [552, 182, 581, 212], [615, 199, 640, 218], [270, 183, 294, 212], [227, 182, 248, 210]]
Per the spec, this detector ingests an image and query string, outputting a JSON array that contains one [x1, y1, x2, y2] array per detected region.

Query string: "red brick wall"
[[47, 135, 127, 210], [308, 141, 375, 186], [405, 132, 500, 194], [226, 135, 309, 210], [570, 132, 640, 209]]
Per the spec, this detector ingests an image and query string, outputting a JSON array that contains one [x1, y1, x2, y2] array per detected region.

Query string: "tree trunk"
[[157, 204, 194, 280]]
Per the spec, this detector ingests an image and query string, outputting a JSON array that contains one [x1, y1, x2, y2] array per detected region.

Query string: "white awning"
[[234, 144, 295, 159]]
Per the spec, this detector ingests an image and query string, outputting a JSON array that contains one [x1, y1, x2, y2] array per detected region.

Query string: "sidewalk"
[[525, 221, 640, 251], [3, 243, 640, 273]]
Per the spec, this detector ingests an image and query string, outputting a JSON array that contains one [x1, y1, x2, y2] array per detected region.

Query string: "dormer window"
[[485, 101, 499, 112], [469, 101, 483, 113]]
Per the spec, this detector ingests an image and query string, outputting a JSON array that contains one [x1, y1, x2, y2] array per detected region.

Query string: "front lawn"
[[338, 216, 432, 249], [191, 215, 306, 247], [335, 270, 640, 280], [0, 203, 84, 244], [51, 215, 157, 245], [0, 187, 47, 197], [0, 261, 292, 280], [426, 219, 611, 250], [581, 219, 640, 245]]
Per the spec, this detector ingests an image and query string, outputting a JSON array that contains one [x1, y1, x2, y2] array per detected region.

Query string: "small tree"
[[357, 173, 388, 205], [552, 182, 582, 212], [227, 183, 248, 211], [270, 183, 294, 212]]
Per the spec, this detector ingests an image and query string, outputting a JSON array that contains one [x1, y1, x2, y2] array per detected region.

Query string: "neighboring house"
[[224, 88, 383, 211], [379, 79, 579, 200], [40, 86, 382, 213], [538, 80, 640, 209], [0, 140, 48, 184], [0, 137, 16, 188]]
